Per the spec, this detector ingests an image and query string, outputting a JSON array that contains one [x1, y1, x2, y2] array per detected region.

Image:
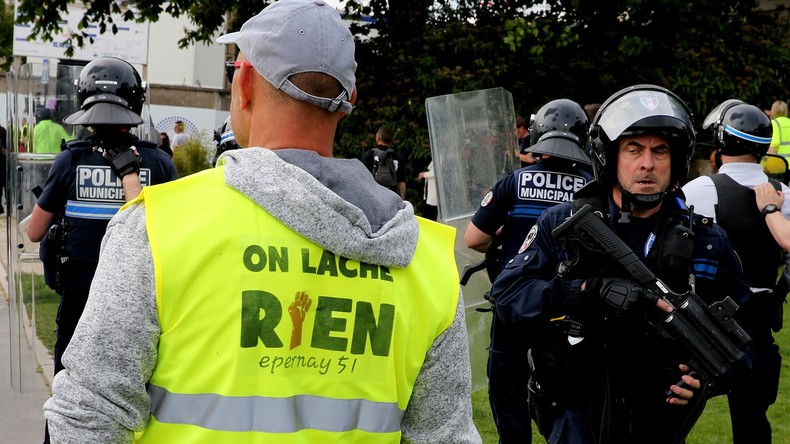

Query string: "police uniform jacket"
[[471, 158, 592, 269], [36, 137, 178, 287], [489, 183, 753, 442]]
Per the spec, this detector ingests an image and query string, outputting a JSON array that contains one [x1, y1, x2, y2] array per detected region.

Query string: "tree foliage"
[[0, 0, 14, 71], [16, 0, 790, 204]]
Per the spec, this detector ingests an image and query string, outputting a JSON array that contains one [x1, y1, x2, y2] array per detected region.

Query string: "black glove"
[[585, 277, 651, 314], [103, 146, 141, 178]]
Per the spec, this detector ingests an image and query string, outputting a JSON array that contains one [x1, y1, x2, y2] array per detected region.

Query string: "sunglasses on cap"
[[225, 61, 253, 84]]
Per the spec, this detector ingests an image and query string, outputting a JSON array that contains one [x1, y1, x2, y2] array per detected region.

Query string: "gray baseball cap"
[[217, 0, 356, 114]]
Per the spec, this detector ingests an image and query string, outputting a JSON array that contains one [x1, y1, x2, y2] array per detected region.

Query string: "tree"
[[16, 0, 266, 55], [0, 0, 14, 71], [17, 0, 790, 202]]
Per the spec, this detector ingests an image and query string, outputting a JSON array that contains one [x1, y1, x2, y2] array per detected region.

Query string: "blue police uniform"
[[470, 158, 592, 443], [489, 185, 754, 443], [37, 137, 177, 373]]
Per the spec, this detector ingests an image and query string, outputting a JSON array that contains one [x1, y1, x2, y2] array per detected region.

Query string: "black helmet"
[[526, 99, 590, 164], [213, 116, 240, 165], [703, 100, 772, 159], [589, 84, 696, 190], [64, 57, 147, 126]]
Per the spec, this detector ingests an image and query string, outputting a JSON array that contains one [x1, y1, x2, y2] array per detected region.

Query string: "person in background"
[[584, 102, 601, 121], [683, 100, 785, 443], [464, 98, 593, 443], [43, 1, 481, 442], [709, 149, 721, 174], [29, 56, 177, 444], [516, 115, 536, 167], [158, 132, 172, 157], [767, 100, 790, 159], [361, 125, 407, 199], [418, 160, 438, 221], [490, 85, 752, 443], [32, 108, 73, 154], [171, 120, 189, 150]]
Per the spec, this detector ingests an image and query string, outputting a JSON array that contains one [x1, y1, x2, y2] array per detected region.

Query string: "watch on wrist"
[[761, 204, 780, 217]]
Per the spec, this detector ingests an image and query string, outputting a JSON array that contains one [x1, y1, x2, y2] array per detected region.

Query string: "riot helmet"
[[64, 57, 147, 127], [213, 116, 240, 165], [525, 99, 590, 164], [588, 84, 696, 208], [703, 100, 772, 159]]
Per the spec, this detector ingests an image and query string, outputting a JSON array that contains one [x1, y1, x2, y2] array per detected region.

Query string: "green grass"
[[471, 303, 790, 443], [19, 272, 790, 443], [21, 273, 59, 356]]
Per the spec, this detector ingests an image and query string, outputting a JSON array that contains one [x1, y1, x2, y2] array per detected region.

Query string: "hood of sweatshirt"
[[220, 148, 419, 268]]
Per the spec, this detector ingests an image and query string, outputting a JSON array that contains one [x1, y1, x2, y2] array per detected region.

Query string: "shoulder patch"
[[518, 224, 538, 254], [480, 190, 494, 207]]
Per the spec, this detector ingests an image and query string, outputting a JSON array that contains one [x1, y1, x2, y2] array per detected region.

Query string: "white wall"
[[146, 14, 226, 89]]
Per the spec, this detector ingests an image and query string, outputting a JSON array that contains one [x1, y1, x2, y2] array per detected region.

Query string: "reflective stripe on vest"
[[148, 384, 403, 433], [137, 165, 459, 443], [65, 200, 122, 219]]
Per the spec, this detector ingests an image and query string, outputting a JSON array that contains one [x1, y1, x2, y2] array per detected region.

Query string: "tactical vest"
[[135, 167, 460, 443], [63, 140, 165, 262], [711, 174, 782, 289], [504, 162, 591, 266]]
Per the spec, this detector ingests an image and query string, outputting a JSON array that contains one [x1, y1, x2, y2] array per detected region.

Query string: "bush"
[[172, 130, 215, 177]]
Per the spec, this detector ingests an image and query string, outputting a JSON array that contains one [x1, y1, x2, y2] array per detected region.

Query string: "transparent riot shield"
[[6, 61, 82, 393], [425, 87, 519, 389]]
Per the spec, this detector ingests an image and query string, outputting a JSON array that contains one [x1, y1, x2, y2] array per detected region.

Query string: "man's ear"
[[237, 63, 255, 111]]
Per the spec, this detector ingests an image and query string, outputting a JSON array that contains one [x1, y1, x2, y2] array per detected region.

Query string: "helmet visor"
[[702, 99, 743, 130], [598, 89, 693, 142]]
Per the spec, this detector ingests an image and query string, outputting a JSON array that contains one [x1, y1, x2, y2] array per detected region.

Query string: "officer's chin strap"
[[616, 182, 665, 223]]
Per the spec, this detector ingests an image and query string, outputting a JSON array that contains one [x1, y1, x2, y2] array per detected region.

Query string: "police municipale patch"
[[480, 191, 494, 207], [519, 225, 538, 254]]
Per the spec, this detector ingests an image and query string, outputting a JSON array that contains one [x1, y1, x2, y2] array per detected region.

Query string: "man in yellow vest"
[[768, 100, 790, 157], [32, 108, 73, 154], [43, 1, 481, 443]]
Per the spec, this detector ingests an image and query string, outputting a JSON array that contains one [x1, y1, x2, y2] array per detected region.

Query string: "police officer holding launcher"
[[489, 85, 754, 443], [464, 99, 593, 443], [683, 100, 786, 443], [28, 56, 177, 388]]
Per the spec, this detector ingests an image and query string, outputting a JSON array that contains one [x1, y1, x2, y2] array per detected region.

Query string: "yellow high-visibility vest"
[[134, 166, 459, 443]]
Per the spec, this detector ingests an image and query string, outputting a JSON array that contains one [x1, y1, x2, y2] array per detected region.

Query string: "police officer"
[[27, 56, 177, 443], [683, 100, 786, 443], [464, 99, 593, 443], [212, 115, 240, 166], [489, 85, 753, 443]]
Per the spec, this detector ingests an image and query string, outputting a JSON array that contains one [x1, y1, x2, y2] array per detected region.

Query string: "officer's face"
[[615, 134, 671, 197]]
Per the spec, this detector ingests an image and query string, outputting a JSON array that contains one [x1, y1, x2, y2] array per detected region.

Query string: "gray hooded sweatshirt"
[[44, 148, 481, 443]]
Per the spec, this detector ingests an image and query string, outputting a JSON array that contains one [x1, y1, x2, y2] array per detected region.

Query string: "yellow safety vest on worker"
[[772, 116, 790, 156], [764, 116, 790, 175], [133, 166, 460, 443]]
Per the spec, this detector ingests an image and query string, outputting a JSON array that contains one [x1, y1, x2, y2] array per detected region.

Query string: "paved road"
[[1, 217, 52, 443]]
